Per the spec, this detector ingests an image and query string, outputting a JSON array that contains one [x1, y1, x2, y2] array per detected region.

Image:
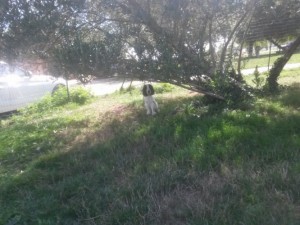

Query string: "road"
[[70, 77, 143, 96]]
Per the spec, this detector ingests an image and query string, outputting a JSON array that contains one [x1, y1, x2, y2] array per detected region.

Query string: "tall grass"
[[0, 83, 299, 225]]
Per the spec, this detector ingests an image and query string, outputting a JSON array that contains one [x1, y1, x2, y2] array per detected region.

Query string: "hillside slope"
[[0, 85, 299, 225]]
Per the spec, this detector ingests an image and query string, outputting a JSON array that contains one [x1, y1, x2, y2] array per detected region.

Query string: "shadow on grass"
[[1, 96, 299, 225], [0, 114, 91, 177], [278, 84, 300, 109]]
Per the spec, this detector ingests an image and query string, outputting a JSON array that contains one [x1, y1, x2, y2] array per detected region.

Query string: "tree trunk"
[[208, 18, 216, 73], [266, 36, 300, 92], [267, 38, 286, 51], [247, 41, 254, 57], [218, 10, 249, 73]]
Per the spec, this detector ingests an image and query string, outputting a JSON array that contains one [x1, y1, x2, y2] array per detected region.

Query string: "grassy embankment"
[[0, 80, 299, 224], [240, 52, 300, 87], [238, 52, 300, 69]]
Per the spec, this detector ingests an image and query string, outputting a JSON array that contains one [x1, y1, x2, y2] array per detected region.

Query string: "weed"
[[252, 66, 265, 88]]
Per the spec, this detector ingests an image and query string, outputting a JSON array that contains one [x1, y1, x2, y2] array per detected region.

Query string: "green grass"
[[244, 67, 300, 87], [236, 52, 300, 69], [0, 83, 300, 225]]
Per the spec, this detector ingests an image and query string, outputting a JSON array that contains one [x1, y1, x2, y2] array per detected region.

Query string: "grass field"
[[0, 82, 300, 225], [236, 52, 300, 70], [244, 67, 300, 87]]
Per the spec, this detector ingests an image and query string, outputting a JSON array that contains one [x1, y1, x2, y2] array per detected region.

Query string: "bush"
[[21, 86, 93, 114], [69, 86, 93, 105], [153, 83, 175, 94], [202, 71, 254, 109], [51, 86, 70, 106], [52, 86, 93, 106], [252, 66, 265, 88]]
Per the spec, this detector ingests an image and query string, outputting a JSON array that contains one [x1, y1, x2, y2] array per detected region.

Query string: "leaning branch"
[[267, 38, 285, 51], [161, 79, 225, 101]]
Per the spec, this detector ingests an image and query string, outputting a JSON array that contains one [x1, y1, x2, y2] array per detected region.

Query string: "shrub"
[[52, 86, 93, 106], [51, 86, 70, 106], [21, 86, 93, 114], [69, 86, 93, 105], [252, 66, 265, 88], [208, 72, 254, 109], [153, 83, 175, 94]]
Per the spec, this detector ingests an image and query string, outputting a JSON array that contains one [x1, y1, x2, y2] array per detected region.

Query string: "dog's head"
[[142, 84, 155, 96]]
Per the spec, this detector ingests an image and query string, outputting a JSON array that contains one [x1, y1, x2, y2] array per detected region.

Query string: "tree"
[[0, 0, 85, 64], [267, 36, 300, 92], [242, 0, 300, 92], [50, 34, 123, 79], [1, 0, 258, 101], [75, 0, 256, 100]]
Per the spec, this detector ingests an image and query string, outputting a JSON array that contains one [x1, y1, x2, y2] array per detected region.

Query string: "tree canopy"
[[245, 0, 300, 41], [1, 0, 299, 98]]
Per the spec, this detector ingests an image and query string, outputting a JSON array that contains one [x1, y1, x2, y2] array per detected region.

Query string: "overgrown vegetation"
[[244, 67, 300, 88], [252, 66, 265, 88], [20, 86, 94, 114], [0, 83, 299, 225]]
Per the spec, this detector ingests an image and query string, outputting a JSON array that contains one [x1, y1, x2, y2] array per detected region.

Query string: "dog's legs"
[[144, 95, 159, 116], [151, 100, 159, 115], [145, 102, 151, 115]]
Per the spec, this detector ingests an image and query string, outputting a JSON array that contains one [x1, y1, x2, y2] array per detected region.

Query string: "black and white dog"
[[142, 84, 159, 115]]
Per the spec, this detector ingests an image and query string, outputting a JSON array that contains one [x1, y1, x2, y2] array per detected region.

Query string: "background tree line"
[[1, 0, 300, 100]]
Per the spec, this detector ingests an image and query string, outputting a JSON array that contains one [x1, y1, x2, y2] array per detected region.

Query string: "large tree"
[[243, 0, 300, 92], [69, 0, 256, 99], [0, 0, 260, 100], [0, 0, 85, 63]]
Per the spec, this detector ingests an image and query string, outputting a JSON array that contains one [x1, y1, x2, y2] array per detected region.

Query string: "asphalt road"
[[71, 77, 143, 96]]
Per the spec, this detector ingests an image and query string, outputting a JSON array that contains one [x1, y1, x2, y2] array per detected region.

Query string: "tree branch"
[[160, 79, 225, 100]]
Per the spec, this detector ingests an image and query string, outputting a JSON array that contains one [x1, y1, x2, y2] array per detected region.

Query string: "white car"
[[0, 62, 66, 113]]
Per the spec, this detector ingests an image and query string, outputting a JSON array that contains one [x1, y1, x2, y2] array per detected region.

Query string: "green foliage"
[[21, 86, 93, 114], [252, 66, 265, 88], [153, 83, 175, 94], [0, 0, 84, 62], [51, 35, 123, 77], [68, 86, 93, 105], [2, 0, 299, 105], [248, 0, 300, 41], [208, 71, 253, 108], [243, 67, 300, 90]]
